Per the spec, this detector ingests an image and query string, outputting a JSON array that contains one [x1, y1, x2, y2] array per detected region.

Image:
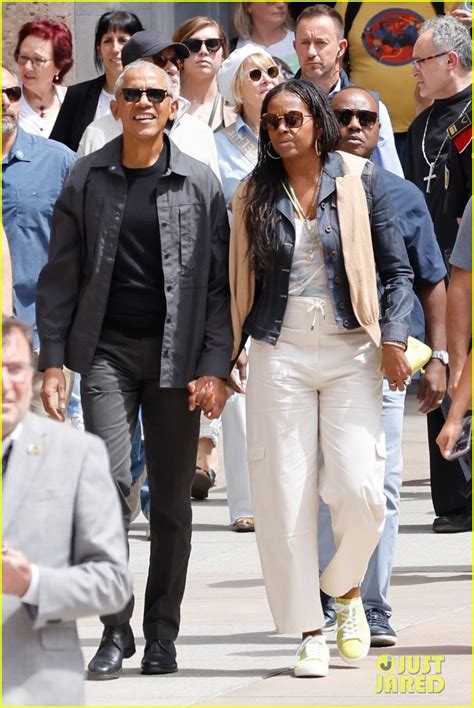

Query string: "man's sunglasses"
[[152, 54, 183, 71], [182, 38, 223, 54], [2, 86, 22, 102], [247, 65, 279, 82], [120, 88, 169, 104], [261, 110, 312, 131], [333, 108, 378, 129]]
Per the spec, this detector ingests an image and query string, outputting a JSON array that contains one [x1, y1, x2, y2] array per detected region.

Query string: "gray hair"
[[114, 59, 178, 100], [419, 15, 472, 70]]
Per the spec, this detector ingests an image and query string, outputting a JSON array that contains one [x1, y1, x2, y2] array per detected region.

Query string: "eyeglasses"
[[182, 38, 223, 54], [152, 54, 183, 71], [411, 51, 450, 68], [2, 362, 34, 383], [17, 54, 53, 68], [333, 108, 378, 129], [247, 65, 280, 82], [120, 88, 169, 104], [261, 110, 313, 131], [1, 86, 22, 102]]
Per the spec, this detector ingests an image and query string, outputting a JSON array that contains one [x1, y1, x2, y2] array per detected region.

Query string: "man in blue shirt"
[[2, 66, 76, 413], [317, 86, 447, 647]]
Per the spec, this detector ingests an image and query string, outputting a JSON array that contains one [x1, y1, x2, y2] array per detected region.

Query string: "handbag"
[[405, 336, 432, 374]]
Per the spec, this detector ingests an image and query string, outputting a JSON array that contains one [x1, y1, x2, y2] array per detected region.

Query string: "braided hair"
[[243, 79, 340, 278]]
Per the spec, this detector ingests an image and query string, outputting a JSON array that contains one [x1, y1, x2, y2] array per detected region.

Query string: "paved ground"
[[81, 394, 472, 707]]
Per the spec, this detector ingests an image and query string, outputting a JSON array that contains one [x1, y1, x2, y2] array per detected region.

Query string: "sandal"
[[232, 516, 255, 533], [191, 466, 216, 500]]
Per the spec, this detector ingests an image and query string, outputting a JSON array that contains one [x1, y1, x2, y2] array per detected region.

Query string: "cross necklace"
[[421, 99, 471, 193]]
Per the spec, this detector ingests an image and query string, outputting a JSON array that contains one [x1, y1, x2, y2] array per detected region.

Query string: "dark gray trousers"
[[81, 329, 200, 640]]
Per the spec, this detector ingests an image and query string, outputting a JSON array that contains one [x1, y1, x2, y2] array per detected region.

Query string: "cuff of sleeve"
[[37, 342, 66, 371], [382, 323, 409, 345], [21, 562, 40, 606]]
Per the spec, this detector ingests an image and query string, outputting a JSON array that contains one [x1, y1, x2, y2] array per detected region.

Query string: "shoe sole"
[[294, 666, 329, 678], [370, 635, 397, 648], [87, 669, 122, 681], [191, 473, 212, 500], [141, 665, 178, 675]]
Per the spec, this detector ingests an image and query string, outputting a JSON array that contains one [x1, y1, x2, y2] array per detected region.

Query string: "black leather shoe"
[[365, 608, 397, 647], [320, 589, 337, 632], [432, 512, 472, 533], [87, 623, 136, 680], [141, 639, 178, 674]]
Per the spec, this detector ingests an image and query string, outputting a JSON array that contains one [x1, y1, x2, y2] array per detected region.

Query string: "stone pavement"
[[81, 394, 472, 707]]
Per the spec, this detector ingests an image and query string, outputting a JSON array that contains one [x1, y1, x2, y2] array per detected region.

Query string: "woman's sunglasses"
[[182, 38, 223, 54], [120, 88, 169, 104], [333, 108, 378, 129], [247, 65, 279, 82], [152, 54, 183, 71], [261, 110, 312, 131], [2, 86, 22, 102]]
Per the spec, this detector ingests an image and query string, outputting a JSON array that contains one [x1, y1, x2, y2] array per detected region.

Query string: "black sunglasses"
[[2, 86, 22, 102], [152, 54, 183, 71], [261, 110, 312, 131], [247, 65, 279, 82], [120, 88, 169, 104], [333, 108, 378, 129], [182, 38, 223, 54]]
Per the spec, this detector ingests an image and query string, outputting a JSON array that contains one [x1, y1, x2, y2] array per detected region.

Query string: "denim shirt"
[[243, 152, 414, 346], [2, 128, 76, 348]]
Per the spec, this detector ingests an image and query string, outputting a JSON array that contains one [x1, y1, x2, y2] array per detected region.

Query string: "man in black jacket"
[[36, 60, 233, 679]]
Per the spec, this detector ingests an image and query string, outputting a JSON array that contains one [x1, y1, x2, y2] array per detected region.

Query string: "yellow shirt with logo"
[[335, 2, 454, 133]]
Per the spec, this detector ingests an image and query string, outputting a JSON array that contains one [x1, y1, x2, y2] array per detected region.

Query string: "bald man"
[[317, 87, 447, 647]]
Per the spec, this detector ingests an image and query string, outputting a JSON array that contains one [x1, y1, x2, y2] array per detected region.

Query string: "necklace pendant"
[[305, 252, 314, 262]]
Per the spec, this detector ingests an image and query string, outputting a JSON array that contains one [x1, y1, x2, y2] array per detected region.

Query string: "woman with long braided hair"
[[229, 79, 414, 677]]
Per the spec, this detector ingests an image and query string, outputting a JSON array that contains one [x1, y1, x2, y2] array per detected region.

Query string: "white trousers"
[[246, 297, 386, 634]]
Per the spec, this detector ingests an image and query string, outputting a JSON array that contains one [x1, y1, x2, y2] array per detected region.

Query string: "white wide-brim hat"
[[217, 43, 274, 106]]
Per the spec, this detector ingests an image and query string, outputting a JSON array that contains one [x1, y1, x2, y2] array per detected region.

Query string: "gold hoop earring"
[[315, 138, 321, 156], [266, 143, 281, 160]]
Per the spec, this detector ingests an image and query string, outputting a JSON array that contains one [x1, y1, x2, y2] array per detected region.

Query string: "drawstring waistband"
[[307, 299, 326, 331]]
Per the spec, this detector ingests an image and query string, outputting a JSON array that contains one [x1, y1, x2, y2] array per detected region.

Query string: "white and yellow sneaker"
[[294, 635, 330, 677], [334, 596, 370, 664]]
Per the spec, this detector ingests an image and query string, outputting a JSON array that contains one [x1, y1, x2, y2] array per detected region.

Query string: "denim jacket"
[[243, 152, 414, 346]]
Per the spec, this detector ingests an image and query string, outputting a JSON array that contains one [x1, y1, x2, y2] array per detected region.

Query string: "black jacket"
[[36, 135, 233, 386], [50, 75, 105, 152]]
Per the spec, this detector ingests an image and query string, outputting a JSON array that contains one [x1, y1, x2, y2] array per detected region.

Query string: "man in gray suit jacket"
[[2, 316, 131, 706]]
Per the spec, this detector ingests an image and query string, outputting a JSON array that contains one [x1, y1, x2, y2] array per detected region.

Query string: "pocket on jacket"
[[40, 624, 79, 651]]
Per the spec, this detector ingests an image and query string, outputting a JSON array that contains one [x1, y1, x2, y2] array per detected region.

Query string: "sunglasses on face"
[[182, 38, 223, 54], [333, 108, 378, 129], [247, 65, 280, 82], [120, 87, 169, 104], [152, 54, 183, 71], [261, 110, 313, 131], [2, 86, 22, 102]]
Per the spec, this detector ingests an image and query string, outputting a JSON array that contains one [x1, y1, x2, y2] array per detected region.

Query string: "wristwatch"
[[431, 350, 449, 365]]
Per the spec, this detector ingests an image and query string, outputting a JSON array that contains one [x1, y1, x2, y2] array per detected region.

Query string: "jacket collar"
[[90, 132, 195, 177], [275, 151, 344, 221]]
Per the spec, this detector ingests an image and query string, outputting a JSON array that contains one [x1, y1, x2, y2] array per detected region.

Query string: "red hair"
[[14, 18, 73, 83]]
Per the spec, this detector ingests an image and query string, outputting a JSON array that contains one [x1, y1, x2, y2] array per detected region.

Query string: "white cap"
[[217, 43, 273, 106]]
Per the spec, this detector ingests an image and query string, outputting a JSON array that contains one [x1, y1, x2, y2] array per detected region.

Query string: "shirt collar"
[[3, 127, 33, 164], [2, 421, 23, 452]]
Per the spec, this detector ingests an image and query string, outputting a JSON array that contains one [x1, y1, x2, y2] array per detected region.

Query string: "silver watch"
[[431, 350, 449, 365]]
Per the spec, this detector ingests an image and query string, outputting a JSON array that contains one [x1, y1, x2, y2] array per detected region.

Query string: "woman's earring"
[[266, 143, 281, 160], [54, 74, 59, 82], [315, 138, 321, 156]]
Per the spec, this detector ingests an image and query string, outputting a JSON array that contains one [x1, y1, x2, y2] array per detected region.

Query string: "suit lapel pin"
[[27, 443, 43, 455]]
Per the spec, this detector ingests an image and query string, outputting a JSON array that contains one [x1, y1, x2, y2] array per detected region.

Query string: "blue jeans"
[[130, 412, 149, 519], [319, 380, 406, 614]]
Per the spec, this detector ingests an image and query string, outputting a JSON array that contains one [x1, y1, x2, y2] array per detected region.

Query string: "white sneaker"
[[334, 597, 370, 664], [294, 635, 330, 678]]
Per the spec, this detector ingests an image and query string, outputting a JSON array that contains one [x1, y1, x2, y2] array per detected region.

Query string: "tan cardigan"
[[229, 151, 381, 358]]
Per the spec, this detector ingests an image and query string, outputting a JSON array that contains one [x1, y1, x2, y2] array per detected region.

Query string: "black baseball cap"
[[122, 30, 190, 66]]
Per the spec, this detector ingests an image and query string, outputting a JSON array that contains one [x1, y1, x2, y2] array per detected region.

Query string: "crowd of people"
[[2, 2, 471, 704]]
